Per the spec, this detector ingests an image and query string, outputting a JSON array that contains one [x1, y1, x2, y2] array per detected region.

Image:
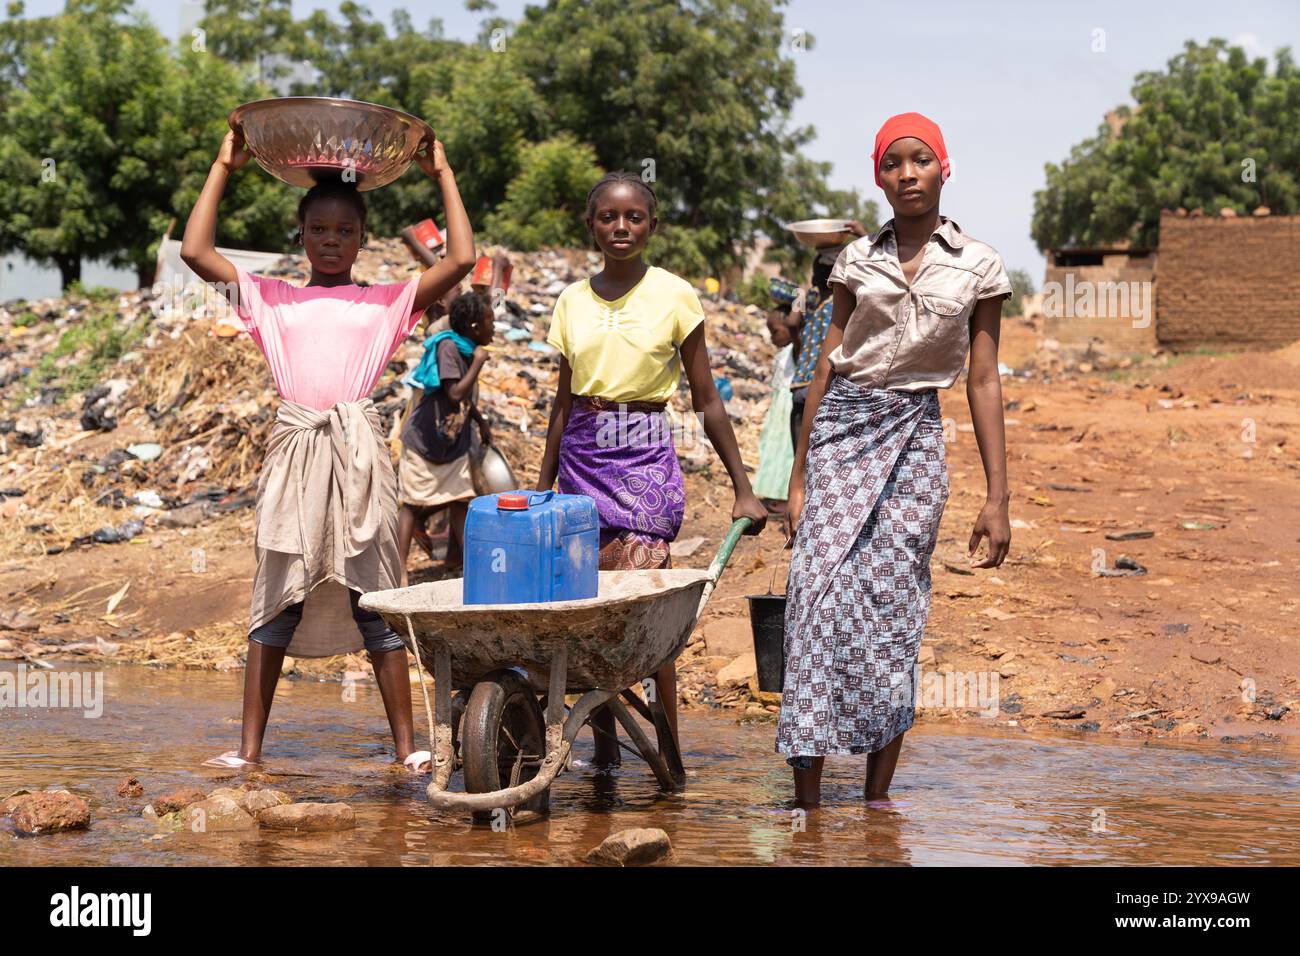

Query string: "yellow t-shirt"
[[546, 266, 706, 404]]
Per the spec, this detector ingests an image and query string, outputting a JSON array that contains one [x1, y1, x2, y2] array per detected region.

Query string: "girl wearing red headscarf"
[[777, 112, 1013, 805]]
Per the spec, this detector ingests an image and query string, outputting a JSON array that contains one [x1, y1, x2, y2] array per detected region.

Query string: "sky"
[[8, 0, 1299, 294]]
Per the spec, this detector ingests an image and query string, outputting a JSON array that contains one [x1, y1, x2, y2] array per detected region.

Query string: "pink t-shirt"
[[233, 267, 425, 411]]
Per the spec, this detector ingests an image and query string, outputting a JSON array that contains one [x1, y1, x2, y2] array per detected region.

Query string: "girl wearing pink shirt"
[[180, 129, 475, 773]]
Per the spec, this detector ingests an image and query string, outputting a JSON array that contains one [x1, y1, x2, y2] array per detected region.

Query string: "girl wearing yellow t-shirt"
[[538, 171, 768, 766]]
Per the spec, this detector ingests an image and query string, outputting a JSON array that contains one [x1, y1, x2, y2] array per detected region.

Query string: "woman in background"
[[751, 297, 797, 511]]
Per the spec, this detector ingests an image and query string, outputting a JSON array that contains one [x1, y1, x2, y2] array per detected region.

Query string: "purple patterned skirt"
[[557, 395, 686, 564], [776, 376, 949, 760]]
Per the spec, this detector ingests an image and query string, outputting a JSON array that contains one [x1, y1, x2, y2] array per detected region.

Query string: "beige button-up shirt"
[[826, 216, 1013, 392]]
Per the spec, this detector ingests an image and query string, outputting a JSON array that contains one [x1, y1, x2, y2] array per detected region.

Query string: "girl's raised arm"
[[410, 139, 476, 312], [179, 130, 250, 307]]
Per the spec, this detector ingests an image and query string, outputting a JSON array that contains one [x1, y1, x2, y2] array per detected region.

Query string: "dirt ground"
[[3, 317, 1299, 746]]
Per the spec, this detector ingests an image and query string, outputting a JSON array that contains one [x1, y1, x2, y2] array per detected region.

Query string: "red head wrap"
[[872, 112, 951, 188]]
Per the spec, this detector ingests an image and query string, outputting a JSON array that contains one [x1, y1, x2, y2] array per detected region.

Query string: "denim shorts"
[[249, 588, 405, 654]]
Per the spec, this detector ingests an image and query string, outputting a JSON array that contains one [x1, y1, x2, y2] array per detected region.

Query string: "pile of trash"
[[0, 238, 779, 560]]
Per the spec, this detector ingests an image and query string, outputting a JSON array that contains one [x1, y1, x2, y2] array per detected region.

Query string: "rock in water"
[[585, 828, 673, 866], [150, 787, 207, 815], [9, 790, 92, 834], [238, 789, 292, 814], [1, 789, 32, 815], [257, 803, 356, 831], [181, 795, 257, 832]]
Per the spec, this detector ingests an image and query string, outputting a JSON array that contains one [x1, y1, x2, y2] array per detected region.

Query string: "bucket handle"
[[765, 534, 794, 597]]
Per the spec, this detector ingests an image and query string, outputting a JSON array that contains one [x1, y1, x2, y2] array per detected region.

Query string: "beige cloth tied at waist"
[[248, 397, 404, 658]]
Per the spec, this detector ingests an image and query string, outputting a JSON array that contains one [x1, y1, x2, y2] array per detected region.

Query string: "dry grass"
[[0, 317, 277, 563], [132, 326, 276, 491], [0, 499, 156, 562]]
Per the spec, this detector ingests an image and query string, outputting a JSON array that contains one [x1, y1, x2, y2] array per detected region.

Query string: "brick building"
[[1044, 209, 1300, 353], [1155, 210, 1300, 349], [1041, 244, 1157, 352]]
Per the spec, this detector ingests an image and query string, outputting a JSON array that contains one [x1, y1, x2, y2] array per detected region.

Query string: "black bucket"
[[746, 594, 787, 693]]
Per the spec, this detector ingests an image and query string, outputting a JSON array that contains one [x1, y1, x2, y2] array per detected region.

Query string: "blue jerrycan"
[[462, 490, 599, 605]]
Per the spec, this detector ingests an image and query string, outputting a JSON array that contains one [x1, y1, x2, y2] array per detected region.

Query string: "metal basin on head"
[[228, 96, 435, 191]]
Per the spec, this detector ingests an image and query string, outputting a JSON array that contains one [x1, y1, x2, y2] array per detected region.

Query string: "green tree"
[[0, 0, 295, 289], [0, 1, 57, 114], [760, 150, 879, 276], [484, 133, 603, 249], [291, 2, 452, 108], [1032, 38, 1300, 251], [424, 46, 552, 220], [507, 0, 823, 275], [1, 0, 885, 288], [1004, 267, 1034, 317], [193, 0, 300, 75], [0, 0, 177, 287]]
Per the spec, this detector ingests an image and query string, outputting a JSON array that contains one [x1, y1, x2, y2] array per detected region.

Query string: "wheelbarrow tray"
[[359, 569, 713, 692]]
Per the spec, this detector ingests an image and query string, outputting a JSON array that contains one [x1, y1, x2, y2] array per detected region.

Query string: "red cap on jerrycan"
[[496, 494, 529, 511]]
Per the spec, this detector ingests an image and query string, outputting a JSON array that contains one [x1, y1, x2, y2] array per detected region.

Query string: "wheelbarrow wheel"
[[462, 669, 550, 818]]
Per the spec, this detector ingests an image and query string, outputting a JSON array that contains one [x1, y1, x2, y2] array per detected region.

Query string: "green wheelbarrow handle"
[[706, 516, 753, 581], [695, 517, 754, 620]]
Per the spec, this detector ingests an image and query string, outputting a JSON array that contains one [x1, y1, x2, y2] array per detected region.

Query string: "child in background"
[[181, 130, 476, 773], [537, 171, 768, 766], [787, 222, 868, 449], [751, 301, 796, 510], [397, 292, 494, 574]]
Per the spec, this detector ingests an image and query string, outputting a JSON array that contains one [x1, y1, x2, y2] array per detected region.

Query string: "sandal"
[[202, 750, 259, 770], [402, 750, 432, 774]]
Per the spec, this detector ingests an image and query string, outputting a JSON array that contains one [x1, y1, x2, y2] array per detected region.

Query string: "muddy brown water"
[[3, 663, 1299, 865]]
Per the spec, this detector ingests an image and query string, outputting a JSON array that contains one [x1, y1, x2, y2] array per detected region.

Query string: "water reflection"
[[2, 663, 1298, 865]]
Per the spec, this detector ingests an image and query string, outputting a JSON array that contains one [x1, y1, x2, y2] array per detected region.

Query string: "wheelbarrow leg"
[[622, 680, 686, 789], [649, 691, 686, 789], [545, 644, 567, 764], [430, 643, 455, 794], [606, 698, 683, 792], [618, 683, 686, 790]]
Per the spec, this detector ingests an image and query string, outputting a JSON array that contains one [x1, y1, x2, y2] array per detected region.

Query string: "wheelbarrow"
[[358, 519, 752, 817]]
